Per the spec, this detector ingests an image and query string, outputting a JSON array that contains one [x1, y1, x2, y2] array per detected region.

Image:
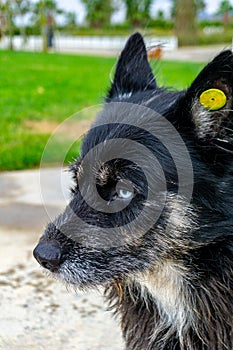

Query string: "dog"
[[33, 33, 233, 350]]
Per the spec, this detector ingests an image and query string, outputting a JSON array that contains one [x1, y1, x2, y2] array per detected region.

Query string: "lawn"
[[0, 50, 204, 171]]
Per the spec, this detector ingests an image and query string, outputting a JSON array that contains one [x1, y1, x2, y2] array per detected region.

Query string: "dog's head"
[[33, 33, 233, 289]]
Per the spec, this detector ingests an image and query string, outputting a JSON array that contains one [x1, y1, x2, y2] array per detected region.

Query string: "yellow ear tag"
[[199, 88, 227, 111]]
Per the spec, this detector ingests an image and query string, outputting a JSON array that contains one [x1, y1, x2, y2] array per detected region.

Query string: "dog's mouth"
[[33, 241, 105, 287]]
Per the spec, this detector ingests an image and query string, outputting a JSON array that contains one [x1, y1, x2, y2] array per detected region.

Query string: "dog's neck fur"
[[106, 256, 233, 350], [133, 262, 190, 337]]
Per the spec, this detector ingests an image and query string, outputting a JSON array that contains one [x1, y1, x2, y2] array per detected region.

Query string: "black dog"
[[34, 33, 233, 350]]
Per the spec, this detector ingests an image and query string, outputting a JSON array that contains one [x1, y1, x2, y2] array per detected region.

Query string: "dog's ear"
[[108, 32, 156, 99], [184, 50, 233, 152]]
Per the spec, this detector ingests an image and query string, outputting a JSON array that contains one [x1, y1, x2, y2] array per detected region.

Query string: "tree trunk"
[[174, 0, 198, 46], [6, 9, 14, 50], [42, 24, 48, 52]]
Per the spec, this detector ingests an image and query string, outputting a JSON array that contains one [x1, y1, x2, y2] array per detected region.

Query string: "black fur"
[[34, 33, 233, 350]]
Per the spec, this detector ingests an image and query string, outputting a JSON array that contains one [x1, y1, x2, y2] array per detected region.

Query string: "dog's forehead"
[[81, 98, 177, 156], [77, 99, 189, 188], [74, 149, 124, 179]]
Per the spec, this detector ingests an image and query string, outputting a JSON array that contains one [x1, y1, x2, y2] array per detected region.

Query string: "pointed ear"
[[108, 32, 157, 99], [185, 50, 233, 151]]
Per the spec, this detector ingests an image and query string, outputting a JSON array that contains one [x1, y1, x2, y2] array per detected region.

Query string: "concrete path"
[[0, 168, 123, 350], [162, 44, 231, 62], [63, 44, 231, 62]]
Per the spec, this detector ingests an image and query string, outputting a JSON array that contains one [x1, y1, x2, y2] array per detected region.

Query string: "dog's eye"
[[118, 188, 134, 199], [116, 181, 134, 200]]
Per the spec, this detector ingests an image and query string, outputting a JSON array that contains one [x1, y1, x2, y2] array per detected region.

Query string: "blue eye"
[[118, 188, 133, 200]]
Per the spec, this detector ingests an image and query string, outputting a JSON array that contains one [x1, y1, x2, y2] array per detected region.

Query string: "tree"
[[64, 11, 77, 30], [81, 0, 114, 28], [0, 1, 14, 49], [14, 0, 31, 46], [125, 0, 153, 26], [171, 0, 205, 19], [32, 0, 62, 52], [216, 0, 233, 26], [0, 0, 31, 49], [195, 0, 206, 13], [174, 0, 198, 46]]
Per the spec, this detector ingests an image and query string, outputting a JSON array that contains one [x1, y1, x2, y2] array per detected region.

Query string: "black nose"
[[33, 241, 62, 272]]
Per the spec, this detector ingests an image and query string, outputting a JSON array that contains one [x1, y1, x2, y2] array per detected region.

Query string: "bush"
[[148, 19, 173, 30], [197, 31, 233, 45], [199, 20, 223, 28]]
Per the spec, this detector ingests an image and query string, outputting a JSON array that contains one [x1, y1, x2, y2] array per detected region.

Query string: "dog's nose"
[[33, 241, 62, 271]]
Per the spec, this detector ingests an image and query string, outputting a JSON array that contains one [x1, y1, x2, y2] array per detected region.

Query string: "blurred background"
[[1, 0, 233, 52], [0, 0, 232, 349]]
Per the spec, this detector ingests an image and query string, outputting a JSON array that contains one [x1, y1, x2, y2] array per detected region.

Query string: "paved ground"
[[0, 168, 123, 350], [162, 44, 231, 62], [59, 44, 231, 62]]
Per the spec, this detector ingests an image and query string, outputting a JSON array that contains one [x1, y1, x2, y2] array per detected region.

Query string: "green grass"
[[0, 50, 204, 170]]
